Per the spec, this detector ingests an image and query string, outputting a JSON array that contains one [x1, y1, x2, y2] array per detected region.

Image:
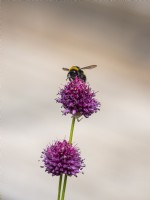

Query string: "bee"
[[62, 65, 97, 82]]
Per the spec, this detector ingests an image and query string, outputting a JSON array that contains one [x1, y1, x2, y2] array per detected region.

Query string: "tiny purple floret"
[[41, 140, 85, 177], [56, 77, 101, 118]]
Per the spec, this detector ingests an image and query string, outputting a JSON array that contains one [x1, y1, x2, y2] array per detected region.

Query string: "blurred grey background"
[[1, 1, 150, 200]]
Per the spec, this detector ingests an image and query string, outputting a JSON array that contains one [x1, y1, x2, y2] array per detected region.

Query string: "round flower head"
[[41, 140, 85, 177], [56, 77, 100, 118]]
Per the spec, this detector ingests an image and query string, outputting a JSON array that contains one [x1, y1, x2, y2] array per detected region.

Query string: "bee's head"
[[67, 66, 79, 81]]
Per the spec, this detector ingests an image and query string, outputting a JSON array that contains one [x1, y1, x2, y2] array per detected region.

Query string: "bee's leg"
[[82, 75, 86, 82], [67, 73, 70, 81]]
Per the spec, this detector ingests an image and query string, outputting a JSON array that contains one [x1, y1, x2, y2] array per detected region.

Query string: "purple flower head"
[[56, 77, 100, 118], [41, 140, 85, 177]]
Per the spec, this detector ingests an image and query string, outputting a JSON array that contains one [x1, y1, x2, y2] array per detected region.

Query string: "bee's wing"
[[81, 65, 97, 70], [62, 68, 69, 71]]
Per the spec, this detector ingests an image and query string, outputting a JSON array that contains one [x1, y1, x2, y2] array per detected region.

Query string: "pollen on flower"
[[41, 140, 85, 177], [56, 77, 100, 118]]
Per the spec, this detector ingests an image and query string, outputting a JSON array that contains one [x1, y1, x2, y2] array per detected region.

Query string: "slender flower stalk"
[[61, 175, 68, 200], [57, 175, 63, 200], [60, 117, 76, 200], [69, 117, 76, 144]]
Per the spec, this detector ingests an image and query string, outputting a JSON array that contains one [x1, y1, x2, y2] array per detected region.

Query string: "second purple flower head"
[[41, 140, 85, 177]]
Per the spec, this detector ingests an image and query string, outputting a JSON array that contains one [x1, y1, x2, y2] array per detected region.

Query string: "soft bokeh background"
[[1, 1, 150, 200]]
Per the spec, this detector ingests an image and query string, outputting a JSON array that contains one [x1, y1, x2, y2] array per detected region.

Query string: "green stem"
[[61, 175, 68, 200], [57, 175, 63, 200], [69, 117, 76, 144], [60, 117, 76, 200]]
